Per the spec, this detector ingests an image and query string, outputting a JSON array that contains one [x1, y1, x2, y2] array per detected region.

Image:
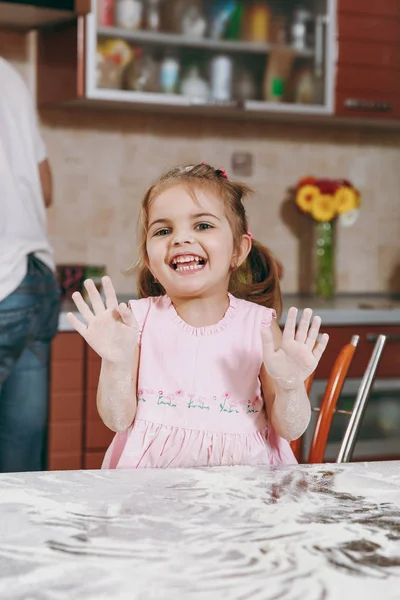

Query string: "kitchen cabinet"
[[335, 0, 400, 120], [0, 0, 90, 30], [84, 347, 114, 468], [47, 333, 113, 471], [48, 332, 85, 470], [37, 0, 335, 120], [36, 1, 400, 127]]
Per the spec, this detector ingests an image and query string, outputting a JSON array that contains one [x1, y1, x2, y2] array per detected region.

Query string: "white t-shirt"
[[0, 57, 55, 302]]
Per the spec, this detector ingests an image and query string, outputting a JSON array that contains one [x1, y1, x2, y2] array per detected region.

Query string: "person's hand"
[[261, 307, 329, 389], [66, 276, 139, 366]]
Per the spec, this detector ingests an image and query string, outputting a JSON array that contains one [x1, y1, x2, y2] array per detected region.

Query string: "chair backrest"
[[307, 335, 360, 463], [336, 334, 387, 463]]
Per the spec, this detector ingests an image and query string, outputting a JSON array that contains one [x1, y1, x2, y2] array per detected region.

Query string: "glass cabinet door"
[[85, 0, 335, 115]]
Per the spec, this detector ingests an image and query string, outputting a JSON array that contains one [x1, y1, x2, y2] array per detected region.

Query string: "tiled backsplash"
[[2, 31, 400, 295]]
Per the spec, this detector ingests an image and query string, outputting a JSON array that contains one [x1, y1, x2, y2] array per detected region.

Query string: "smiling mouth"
[[170, 254, 207, 273]]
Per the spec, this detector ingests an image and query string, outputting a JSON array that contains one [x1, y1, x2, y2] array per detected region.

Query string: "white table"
[[0, 461, 399, 599]]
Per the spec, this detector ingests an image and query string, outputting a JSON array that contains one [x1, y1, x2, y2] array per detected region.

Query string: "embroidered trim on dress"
[[137, 388, 263, 414]]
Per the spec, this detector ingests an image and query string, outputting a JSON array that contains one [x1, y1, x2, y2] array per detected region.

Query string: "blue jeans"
[[0, 254, 60, 472]]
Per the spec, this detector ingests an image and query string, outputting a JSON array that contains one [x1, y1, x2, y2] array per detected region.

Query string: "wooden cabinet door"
[[315, 325, 400, 379], [84, 348, 114, 465], [48, 332, 85, 470], [37, 16, 86, 107], [336, 2, 400, 119]]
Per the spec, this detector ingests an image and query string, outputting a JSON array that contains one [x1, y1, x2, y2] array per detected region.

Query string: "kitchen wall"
[[2, 31, 400, 295]]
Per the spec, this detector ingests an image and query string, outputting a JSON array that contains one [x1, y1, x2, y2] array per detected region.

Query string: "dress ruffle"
[[102, 419, 297, 469]]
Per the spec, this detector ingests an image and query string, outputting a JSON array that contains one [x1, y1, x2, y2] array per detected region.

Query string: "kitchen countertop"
[[0, 461, 399, 599], [58, 294, 400, 331]]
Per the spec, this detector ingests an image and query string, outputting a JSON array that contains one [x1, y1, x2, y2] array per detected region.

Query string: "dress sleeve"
[[260, 306, 277, 328], [128, 297, 152, 345]]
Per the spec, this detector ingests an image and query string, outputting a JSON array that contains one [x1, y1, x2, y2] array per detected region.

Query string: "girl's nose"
[[172, 233, 195, 245]]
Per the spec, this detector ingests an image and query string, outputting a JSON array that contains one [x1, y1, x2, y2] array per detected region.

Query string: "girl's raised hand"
[[66, 276, 139, 366], [261, 307, 329, 389]]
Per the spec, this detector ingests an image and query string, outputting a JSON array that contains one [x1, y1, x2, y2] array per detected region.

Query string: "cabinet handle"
[[367, 334, 400, 343], [344, 98, 392, 113]]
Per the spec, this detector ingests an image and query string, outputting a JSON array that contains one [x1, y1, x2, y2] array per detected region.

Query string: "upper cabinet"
[[35, 0, 400, 125], [37, 0, 335, 119], [0, 1, 90, 30], [335, 0, 400, 120]]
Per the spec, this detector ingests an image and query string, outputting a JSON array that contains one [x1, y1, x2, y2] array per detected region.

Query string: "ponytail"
[[229, 239, 282, 318]]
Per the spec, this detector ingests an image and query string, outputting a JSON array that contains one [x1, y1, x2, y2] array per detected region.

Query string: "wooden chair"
[[290, 334, 387, 464], [336, 334, 386, 463]]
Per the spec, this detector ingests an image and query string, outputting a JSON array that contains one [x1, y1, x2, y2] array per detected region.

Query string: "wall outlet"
[[231, 152, 253, 177]]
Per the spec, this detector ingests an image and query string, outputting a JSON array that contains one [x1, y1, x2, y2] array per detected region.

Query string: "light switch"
[[231, 152, 253, 177]]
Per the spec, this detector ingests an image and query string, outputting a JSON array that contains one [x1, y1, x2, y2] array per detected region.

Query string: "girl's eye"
[[195, 223, 213, 231], [154, 228, 171, 237]]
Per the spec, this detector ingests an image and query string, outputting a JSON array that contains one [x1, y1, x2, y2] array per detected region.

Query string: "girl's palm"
[[262, 307, 329, 388], [66, 277, 139, 365]]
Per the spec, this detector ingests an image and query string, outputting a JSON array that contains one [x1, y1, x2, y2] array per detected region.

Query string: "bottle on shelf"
[[210, 54, 233, 103], [181, 66, 209, 103], [244, 2, 271, 43], [145, 0, 161, 31], [97, 0, 115, 26], [160, 53, 180, 94]]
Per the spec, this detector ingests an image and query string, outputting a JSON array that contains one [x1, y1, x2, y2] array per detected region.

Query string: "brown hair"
[[133, 163, 282, 317]]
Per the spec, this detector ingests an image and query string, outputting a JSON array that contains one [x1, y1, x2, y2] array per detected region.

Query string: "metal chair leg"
[[336, 335, 387, 463]]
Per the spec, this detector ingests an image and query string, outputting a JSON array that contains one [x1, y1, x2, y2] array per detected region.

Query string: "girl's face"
[[146, 184, 249, 299]]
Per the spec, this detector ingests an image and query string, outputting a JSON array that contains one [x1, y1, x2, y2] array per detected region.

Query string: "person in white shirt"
[[0, 57, 59, 472]]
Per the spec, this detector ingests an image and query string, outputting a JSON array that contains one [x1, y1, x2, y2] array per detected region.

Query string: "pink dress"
[[102, 294, 297, 469]]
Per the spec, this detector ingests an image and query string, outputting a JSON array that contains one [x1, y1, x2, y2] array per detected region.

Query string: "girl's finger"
[[66, 312, 87, 337], [71, 291, 94, 323], [84, 279, 105, 315], [261, 325, 275, 360], [305, 315, 322, 349], [117, 302, 138, 329], [313, 333, 329, 362], [295, 308, 313, 344], [282, 307, 298, 343], [102, 276, 118, 310]]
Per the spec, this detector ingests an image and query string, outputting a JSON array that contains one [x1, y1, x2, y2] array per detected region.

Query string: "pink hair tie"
[[215, 168, 228, 179]]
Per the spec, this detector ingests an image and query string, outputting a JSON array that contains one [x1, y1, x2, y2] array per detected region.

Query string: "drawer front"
[[85, 420, 114, 450], [338, 41, 400, 70], [337, 66, 400, 96], [48, 421, 83, 454], [338, 14, 400, 43], [48, 453, 82, 471], [84, 451, 106, 470], [52, 332, 84, 361], [338, 0, 400, 18], [49, 391, 83, 423], [316, 325, 400, 379]]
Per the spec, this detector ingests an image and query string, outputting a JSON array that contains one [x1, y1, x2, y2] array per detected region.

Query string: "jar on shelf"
[[115, 0, 143, 30]]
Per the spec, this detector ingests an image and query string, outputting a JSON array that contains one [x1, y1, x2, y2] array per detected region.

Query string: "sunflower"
[[296, 184, 320, 214], [311, 194, 337, 222], [334, 186, 360, 214]]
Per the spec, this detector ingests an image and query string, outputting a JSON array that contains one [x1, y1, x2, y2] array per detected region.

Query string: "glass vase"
[[314, 220, 335, 299]]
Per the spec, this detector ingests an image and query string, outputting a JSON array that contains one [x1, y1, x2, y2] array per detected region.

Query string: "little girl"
[[67, 163, 328, 469]]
